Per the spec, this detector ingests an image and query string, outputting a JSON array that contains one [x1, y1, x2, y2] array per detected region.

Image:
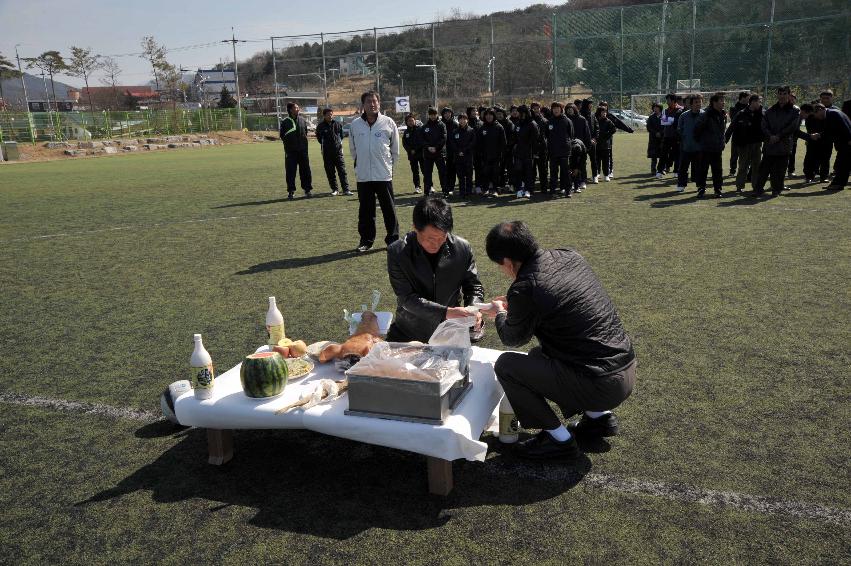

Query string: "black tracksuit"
[[279, 112, 313, 194], [513, 118, 539, 192], [452, 124, 477, 196], [420, 118, 448, 195], [402, 120, 424, 189], [694, 106, 727, 194], [595, 115, 616, 177], [605, 113, 634, 174], [315, 119, 349, 193], [442, 115, 459, 192], [580, 109, 600, 177], [728, 101, 749, 174], [532, 113, 549, 189], [819, 108, 851, 188], [646, 113, 663, 173], [477, 120, 506, 192], [803, 114, 830, 182], [568, 113, 591, 183], [498, 117, 514, 188], [725, 106, 764, 190], [546, 114, 574, 193], [468, 115, 483, 187]]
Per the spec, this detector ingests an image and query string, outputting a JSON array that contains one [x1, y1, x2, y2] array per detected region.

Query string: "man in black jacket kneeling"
[[483, 221, 636, 460], [386, 197, 485, 343]]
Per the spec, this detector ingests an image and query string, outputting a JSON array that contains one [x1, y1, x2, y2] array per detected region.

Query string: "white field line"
[[3, 197, 847, 244], [2, 390, 849, 525]]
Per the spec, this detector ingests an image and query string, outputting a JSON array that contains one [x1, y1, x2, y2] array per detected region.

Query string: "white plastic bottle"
[[266, 296, 285, 346], [190, 334, 215, 400], [498, 395, 520, 443]]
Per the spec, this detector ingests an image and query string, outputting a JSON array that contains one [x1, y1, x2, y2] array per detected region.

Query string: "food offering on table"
[[318, 310, 384, 365], [284, 356, 314, 379], [306, 340, 338, 360], [266, 296, 286, 346], [275, 379, 349, 414], [190, 333, 215, 400], [240, 351, 289, 399], [272, 338, 308, 359]]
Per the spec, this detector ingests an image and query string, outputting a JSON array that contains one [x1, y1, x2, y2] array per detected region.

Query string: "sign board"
[[395, 96, 410, 114], [56, 101, 74, 112], [28, 101, 48, 112]]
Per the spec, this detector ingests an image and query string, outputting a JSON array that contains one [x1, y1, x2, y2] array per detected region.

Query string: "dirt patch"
[[3, 130, 278, 164]]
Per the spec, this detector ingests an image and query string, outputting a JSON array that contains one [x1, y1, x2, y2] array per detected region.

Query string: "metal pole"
[[689, 0, 696, 84], [764, 0, 776, 94], [619, 7, 625, 108], [321, 33, 328, 108], [433, 67, 438, 109], [15, 45, 29, 111], [490, 16, 495, 106], [374, 27, 379, 95], [552, 12, 558, 96], [432, 23, 436, 66], [231, 29, 243, 130], [272, 37, 280, 119], [657, 0, 667, 96]]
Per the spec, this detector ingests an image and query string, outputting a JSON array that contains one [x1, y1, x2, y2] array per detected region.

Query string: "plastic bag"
[[346, 342, 470, 395], [428, 316, 476, 348]]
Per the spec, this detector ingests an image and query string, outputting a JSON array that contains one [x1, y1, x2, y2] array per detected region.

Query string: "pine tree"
[[218, 85, 237, 109]]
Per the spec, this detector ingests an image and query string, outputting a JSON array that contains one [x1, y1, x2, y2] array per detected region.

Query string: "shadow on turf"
[[78, 427, 591, 539], [236, 248, 383, 274], [212, 193, 335, 208]]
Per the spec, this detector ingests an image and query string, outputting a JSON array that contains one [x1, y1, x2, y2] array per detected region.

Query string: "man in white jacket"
[[349, 91, 400, 253]]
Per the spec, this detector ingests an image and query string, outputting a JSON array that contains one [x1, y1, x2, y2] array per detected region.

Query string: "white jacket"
[[349, 113, 399, 182]]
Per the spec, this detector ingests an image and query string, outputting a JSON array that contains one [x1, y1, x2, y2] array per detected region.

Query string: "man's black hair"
[[413, 197, 453, 233], [748, 94, 761, 104], [709, 92, 725, 104], [485, 221, 539, 264], [738, 91, 750, 100], [427, 107, 438, 115], [322, 107, 333, 115], [665, 93, 677, 102], [799, 103, 815, 114], [286, 102, 297, 111], [819, 89, 833, 97], [361, 90, 380, 104]]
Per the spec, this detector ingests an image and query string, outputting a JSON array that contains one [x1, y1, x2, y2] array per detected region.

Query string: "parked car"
[[609, 109, 648, 130]]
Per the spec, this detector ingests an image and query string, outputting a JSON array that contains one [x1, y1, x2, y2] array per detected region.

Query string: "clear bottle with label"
[[191, 334, 215, 400], [498, 395, 520, 443], [266, 296, 285, 346]]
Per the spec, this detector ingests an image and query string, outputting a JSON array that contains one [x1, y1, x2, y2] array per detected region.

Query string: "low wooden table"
[[176, 347, 504, 496]]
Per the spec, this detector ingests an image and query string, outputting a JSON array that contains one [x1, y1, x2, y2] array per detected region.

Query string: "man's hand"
[[810, 133, 821, 140], [428, 146, 436, 153], [446, 306, 472, 319], [483, 299, 507, 320]]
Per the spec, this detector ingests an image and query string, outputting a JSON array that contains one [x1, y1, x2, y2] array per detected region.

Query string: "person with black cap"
[[530, 102, 549, 191], [441, 107, 459, 194], [402, 113, 424, 194], [513, 105, 539, 198], [421, 107, 448, 196], [315, 108, 351, 196], [579, 99, 600, 183], [453, 113, 477, 198], [279, 102, 313, 199], [478, 108, 507, 197], [547, 101, 574, 196]]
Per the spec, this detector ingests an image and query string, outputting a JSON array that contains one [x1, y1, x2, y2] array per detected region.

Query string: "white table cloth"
[[174, 346, 504, 462]]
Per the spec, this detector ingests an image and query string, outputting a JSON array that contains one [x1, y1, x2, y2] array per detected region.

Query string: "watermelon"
[[240, 351, 289, 398]]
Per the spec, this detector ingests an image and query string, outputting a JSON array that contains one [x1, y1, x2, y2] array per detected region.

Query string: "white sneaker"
[[604, 175, 611, 182], [516, 189, 524, 198], [447, 191, 454, 196], [523, 190, 531, 198], [331, 190, 339, 196], [609, 172, 614, 179], [414, 187, 422, 194], [593, 175, 599, 183], [579, 182, 587, 190], [655, 172, 663, 179], [676, 186, 685, 193]]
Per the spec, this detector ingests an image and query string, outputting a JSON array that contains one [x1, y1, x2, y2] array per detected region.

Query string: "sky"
[[0, 0, 538, 88]]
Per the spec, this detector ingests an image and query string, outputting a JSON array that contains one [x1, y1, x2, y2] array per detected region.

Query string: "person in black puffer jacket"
[[646, 103, 663, 175], [725, 94, 764, 192], [594, 107, 616, 180], [453, 113, 477, 197], [314, 108, 350, 195], [279, 102, 313, 198], [727, 91, 751, 175], [694, 92, 728, 197], [495, 106, 514, 190], [755, 85, 800, 195], [531, 102, 549, 191], [580, 99, 600, 181], [402, 113, 424, 193], [513, 105, 539, 197], [483, 221, 636, 460], [566, 103, 590, 191], [546, 101, 574, 196], [421, 107, 448, 196], [441, 107, 459, 193], [477, 108, 506, 197]]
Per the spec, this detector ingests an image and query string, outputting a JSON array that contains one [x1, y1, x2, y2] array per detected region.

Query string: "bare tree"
[[23, 50, 68, 110], [140, 36, 167, 91], [99, 56, 122, 109], [67, 46, 102, 117], [0, 52, 22, 107]]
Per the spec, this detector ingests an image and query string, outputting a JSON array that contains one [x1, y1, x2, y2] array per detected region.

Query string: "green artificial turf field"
[[1, 136, 849, 564]]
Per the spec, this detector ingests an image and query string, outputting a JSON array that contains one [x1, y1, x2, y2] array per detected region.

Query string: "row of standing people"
[[645, 88, 850, 197], [400, 99, 634, 200]]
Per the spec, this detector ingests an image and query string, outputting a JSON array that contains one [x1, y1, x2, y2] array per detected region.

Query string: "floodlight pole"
[[222, 29, 246, 130], [272, 37, 280, 119], [14, 45, 30, 112], [416, 64, 437, 109], [320, 33, 328, 108]]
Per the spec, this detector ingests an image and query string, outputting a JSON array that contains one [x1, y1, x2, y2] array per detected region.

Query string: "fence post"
[[619, 7, 625, 108], [689, 0, 697, 84], [552, 12, 558, 96], [657, 0, 667, 97], [374, 27, 380, 96], [764, 0, 776, 94], [489, 17, 495, 106]]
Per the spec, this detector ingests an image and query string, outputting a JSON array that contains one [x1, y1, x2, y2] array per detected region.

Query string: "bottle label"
[[192, 364, 215, 390], [499, 411, 520, 436], [267, 323, 285, 346]]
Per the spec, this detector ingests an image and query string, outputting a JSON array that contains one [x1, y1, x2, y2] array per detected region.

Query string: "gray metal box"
[[345, 344, 472, 425]]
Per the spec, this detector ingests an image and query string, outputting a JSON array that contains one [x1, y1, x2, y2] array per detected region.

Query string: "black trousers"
[[444, 154, 456, 192], [697, 150, 723, 193], [322, 150, 349, 192], [480, 157, 501, 191], [423, 152, 447, 195], [494, 347, 636, 430], [474, 153, 484, 188], [729, 143, 739, 174], [357, 181, 399, 247], [514, 156, 535, 192], [595, 140, 612, 176], [804, 141, 831, 181], [607, 138, 615, 173], [659, 138, 679, 173], [534, 152, 548, 189], [500, 148, 513, 187], [756, 154, 789, 193], [677, 150, 701, 188], [788, 138, 798, 174], [588, 143, 599, 177], [456, 154, 474, 196], [549, 156, 570, 193], [831, 145, 849, 188], [285, 148, 312, 193], [408, 157, 423, 189]]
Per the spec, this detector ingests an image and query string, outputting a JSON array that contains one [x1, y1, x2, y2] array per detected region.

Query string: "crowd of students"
[[400, 99, 635, 200], [645, 87, 850, 197]]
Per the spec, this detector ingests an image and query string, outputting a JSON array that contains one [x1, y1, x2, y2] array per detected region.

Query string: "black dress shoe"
[[567, 413, 620, 438], [287, 193, 294, 200], [515, 431, 580, 460], [356, 243, 373, 253]]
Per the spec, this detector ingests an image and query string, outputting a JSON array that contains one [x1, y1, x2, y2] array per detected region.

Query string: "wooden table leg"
[[427, 456, 453, 496], [207, 428, 233, 465]]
